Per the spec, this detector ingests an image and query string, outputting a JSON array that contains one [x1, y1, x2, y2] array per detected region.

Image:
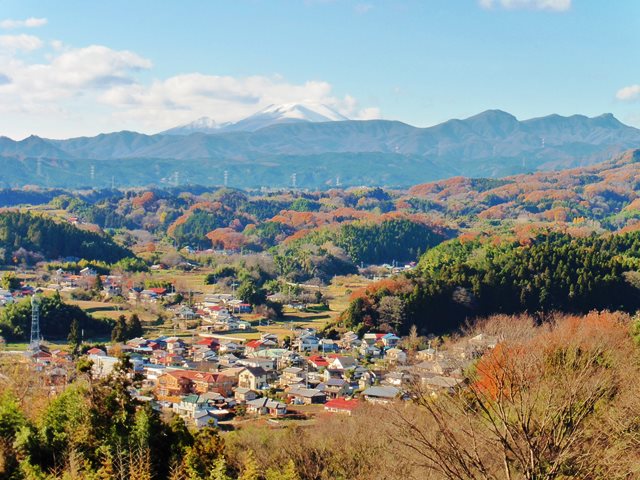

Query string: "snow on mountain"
[[161, 103, 350, 136], [255, 103, 349, 122], [226, 103, 349, 132], [161, 116, 230, 136]]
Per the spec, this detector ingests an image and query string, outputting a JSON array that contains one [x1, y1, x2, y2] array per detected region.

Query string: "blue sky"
[[0, 0, 639, 139]]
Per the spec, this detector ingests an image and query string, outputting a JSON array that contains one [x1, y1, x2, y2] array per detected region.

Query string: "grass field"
[[64, 299, 159, 324]]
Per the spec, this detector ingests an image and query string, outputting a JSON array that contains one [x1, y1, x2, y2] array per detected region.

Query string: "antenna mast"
[[29, 294, 41, 352]]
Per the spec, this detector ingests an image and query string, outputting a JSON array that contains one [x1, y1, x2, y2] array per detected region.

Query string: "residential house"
[[317, 378, 350, 399], [381, 333, 400, 349], [90, 354, 120, 378], [238, 367, 268, 390], [245, 339, 277, 354], [362, 386, 400, 404], [238, 357, 276, 371], [359, 340, 381, 358], [339, 331, 360, 350], [416, 347, 437, 361], [287, 387, 326, 405], [328, 356, 357, 372], [324, 397, 360, 416], [218, 342, 243, 354], [234, 387, 258, 403], [293, 333, 320, 352], [318, 339, 339, 353], [383, 371, 410, 387], [307, 355, 329, 369], [420, 375, 466, 394], [385, 348, 407, 365], [358, 371, 377, 390], [156, 370, 234, 398], [193, 410, 218, 428], [246, 397, 287, 417], [279, 367, 306, 387]]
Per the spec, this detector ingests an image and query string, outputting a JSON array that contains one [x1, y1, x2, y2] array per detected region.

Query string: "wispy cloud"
[[0, 34, 43, 51], [479, 0, 571, 11], [616, 85, 640, 101], [0, 17, 47, 29], [354, 3, 374, 15]]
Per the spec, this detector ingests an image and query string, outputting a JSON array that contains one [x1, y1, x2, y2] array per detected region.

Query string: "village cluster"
[[30, 326, 497, 429]]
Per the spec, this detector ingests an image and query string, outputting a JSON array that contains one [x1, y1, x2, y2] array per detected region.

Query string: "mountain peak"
[[224, 102, 350, 133], [160, 116, 228, 136], [160, 103, 349, 135], [254, 103, 349, 122]]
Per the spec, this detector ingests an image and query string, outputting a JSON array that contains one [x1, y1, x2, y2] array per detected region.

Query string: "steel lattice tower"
[[29, 294, 41, 351]]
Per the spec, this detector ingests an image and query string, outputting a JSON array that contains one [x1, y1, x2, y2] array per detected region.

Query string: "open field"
[[64, 299, 158, 322]]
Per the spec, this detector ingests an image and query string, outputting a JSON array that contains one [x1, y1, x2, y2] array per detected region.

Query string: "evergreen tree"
[[208, 457, 232, 480], [111, 315, 127, 343], [93, 274, 104, 292], [126, 314, 143, 339], [68, 317, 81, 356]]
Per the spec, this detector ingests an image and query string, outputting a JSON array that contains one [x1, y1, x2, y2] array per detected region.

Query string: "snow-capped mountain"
[[227, 103, 349, 132], [161, 116, 230, 136], [161, 103, 350, 135]]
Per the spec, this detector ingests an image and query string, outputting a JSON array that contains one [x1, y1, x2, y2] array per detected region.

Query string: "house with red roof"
[[244, 338, 277, 354], [324, 397, 360, 415], [307, 355, 329, 369], [156, 370, 235, 398]]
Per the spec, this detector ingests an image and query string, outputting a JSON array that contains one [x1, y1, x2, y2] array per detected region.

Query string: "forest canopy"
[[341, 230, 640, 335], [0, 211, 132, 264]]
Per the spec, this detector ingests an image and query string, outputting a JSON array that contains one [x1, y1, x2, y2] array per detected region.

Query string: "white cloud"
[[616, 85, 640, 101], [479, 0, 571, 11], [0, 44, 152, 116], [0, 36, 378, 137], [0, 17, 47, 29], [100, 73, 378, 131], [0, 34, 43, 51]]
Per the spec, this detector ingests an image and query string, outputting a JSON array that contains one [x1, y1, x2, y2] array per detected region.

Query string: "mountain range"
[[1, 104, 639, 189]]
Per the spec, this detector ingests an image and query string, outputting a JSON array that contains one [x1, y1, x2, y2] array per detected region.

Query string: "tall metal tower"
[[29, 294, 41, 352]]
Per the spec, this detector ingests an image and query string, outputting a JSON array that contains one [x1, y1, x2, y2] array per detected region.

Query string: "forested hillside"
[[341, 230, 640, 335], [0, 211, 133, 264], [0, 294, 112, 341]]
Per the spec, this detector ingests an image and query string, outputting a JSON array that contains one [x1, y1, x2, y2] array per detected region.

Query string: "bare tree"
[[389, 312, 638, 480]]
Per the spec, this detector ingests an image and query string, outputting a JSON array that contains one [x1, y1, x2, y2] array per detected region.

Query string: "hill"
[[404, 148, 640, 231], [0, 211, 133, 264]]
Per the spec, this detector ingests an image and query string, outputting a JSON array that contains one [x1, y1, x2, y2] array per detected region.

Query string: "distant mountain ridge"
[[1, 108, 639, 188]]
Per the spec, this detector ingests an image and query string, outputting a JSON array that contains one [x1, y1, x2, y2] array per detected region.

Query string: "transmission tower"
[[29, 294, 41, 352]]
